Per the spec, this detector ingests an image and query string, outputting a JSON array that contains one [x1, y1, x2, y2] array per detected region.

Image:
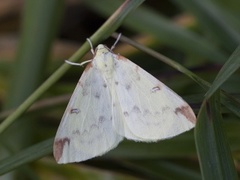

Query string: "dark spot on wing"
[[99, 116, 105, 123], [81, 129, 88, 137], [132, 105, 141, 113], [143, 109, 150, 116], [114, 61, 120, 69], [90, 124, 99, 130], [126, 84, 131, 90], [72, 130, 80, 135], [123, 111, 129, 117], [82, 88, 89, 96], [78, 81, 83, 87], [155, 111, 161, 115], [103, 83, 107, 88], [115, 81, 119, 85], [70, 108, 80, 114], [54, 137, 70, 162], [94, 92, 101, 99], [151, 86, 161, 93], [162, 106, 170, 113], [175, 105, 196, 124], [162, 106, 170, 111]]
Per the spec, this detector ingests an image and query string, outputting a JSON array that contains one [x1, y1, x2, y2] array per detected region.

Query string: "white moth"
[[54, 37, 196, 164]]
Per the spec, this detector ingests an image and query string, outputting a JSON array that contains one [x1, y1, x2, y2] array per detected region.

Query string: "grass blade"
[[205, 46, 240, 98], [195, 91, 238, 179], [0, 138, 53, 175]]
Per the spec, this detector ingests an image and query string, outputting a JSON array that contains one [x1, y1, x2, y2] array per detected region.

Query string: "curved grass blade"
[[205, 46, 240, 98]]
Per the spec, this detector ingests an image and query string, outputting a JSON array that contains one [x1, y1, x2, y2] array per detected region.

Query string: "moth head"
[[95, 44, 111, 56]]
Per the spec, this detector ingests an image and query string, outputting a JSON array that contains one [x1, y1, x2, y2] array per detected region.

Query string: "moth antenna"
[[86, 38, 95, 55], [65, 60, 92, 66], [111, 33, 122, 50]]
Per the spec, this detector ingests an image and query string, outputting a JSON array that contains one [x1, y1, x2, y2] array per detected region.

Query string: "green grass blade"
[[205, 46, 240, 98], [0, 0, 64, 177], [5, 0, 64, 109], [195, 91, 238, 179], [0, 138, 53, 175], [221, 92, 240, 118]]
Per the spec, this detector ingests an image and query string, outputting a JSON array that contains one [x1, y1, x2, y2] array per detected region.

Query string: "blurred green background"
[[0, 0, 240, 179]]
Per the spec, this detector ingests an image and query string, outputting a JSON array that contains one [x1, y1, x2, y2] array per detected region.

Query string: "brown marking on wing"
[[151, 85, 161, 93], [117, 54, 128, 61], [84, 62, 93, 72], [54, 137, 70, 162], [70, 108, 80, 114], [175, 106, 196, 124], [77, 80, 83, 87]]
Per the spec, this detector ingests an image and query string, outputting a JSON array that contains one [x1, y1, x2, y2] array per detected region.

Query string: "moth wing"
[[112, 55, 196, 141], [54, 63, 123, 163]]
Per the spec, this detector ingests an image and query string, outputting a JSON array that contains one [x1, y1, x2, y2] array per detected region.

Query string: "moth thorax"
[[94, 52, 114, 79]]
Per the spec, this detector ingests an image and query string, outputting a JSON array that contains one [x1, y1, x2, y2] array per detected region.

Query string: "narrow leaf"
[[0, 138, 53, 175], [195, 91, 238, 179], [205, 46, 240, 98]]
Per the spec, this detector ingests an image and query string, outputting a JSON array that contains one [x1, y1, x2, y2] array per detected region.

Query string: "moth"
[[54, 37, 196, 164]]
